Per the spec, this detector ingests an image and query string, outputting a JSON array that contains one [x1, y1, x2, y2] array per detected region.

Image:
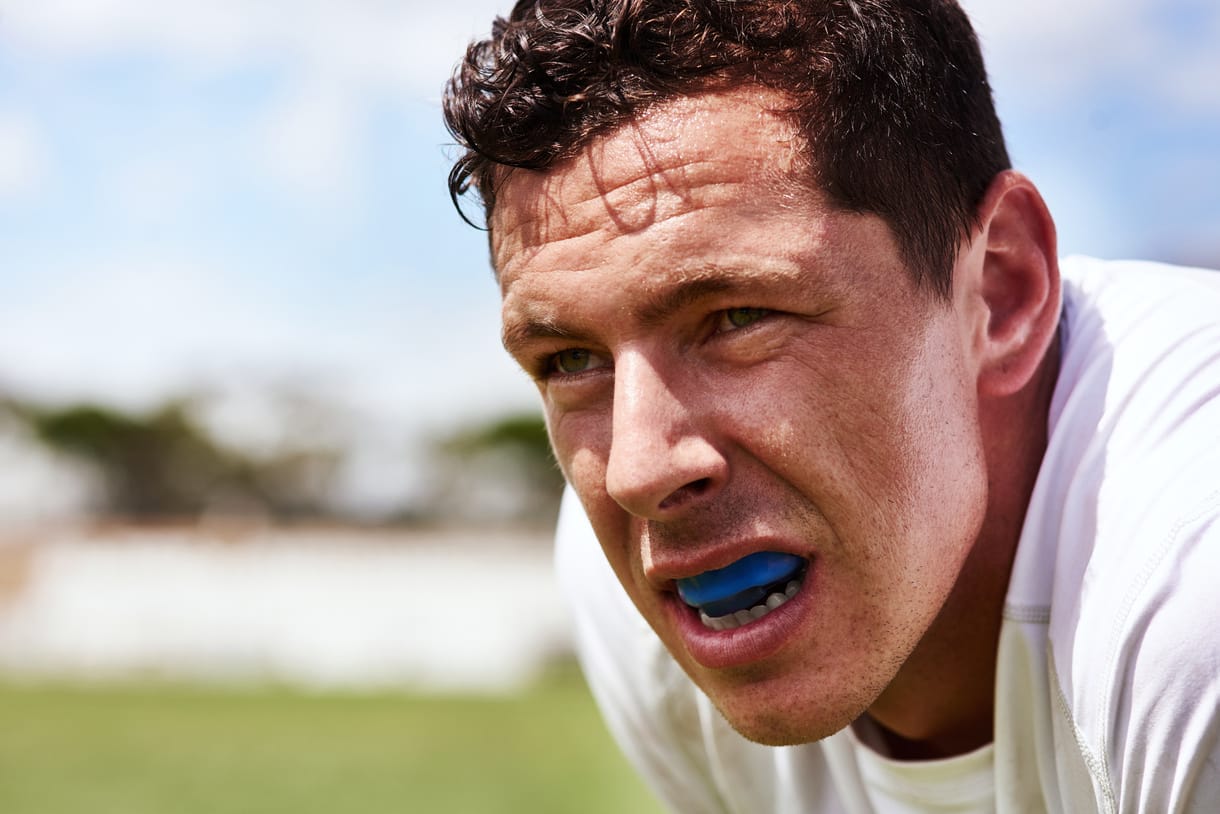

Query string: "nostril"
[[658, 477, 714, 510]]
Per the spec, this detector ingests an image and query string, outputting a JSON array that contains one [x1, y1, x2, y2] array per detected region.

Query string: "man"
[[444, 1, 1220, 810]]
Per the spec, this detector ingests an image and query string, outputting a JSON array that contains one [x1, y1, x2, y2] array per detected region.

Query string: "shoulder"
[[1052, 492, 1220, 811], [1039, 257, 1220, 810]]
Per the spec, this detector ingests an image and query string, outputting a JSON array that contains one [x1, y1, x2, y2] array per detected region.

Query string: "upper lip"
[[643, 537, 812, 592]]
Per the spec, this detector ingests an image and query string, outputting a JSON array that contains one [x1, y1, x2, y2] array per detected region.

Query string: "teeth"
[[697, 584, 799, 631]]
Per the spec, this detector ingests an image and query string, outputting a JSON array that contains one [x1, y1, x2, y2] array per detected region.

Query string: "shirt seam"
[[1002, 603, 1051, 625], [1049, 644, 1116, 814]]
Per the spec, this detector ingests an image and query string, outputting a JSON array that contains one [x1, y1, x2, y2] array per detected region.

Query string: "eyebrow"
[[501, 316, 583, 355], [502, 264, 793, 355], [635, 274, 737, 328]]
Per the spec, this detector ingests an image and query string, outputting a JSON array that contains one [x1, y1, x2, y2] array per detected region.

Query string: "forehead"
[[490, 87, 809, 282]]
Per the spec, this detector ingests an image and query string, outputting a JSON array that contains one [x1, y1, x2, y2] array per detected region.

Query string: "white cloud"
[[0, 259, 283, 406], [0, 0, 514, 100], [1158, 24, 1220, 112], [0, 1, 516, 211], [963, 0, 1141, 50], [108, 154, 204, 227], [0, 111, 49, 201], [962, 0, 1220, 115], [0, 251, 533, 428], [7, 1, 1215, 114], [0, 0, 254, 72], [254, 79, 363, 208]]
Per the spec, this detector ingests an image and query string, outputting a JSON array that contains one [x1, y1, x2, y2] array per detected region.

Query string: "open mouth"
[[675, 552, 808, 632]]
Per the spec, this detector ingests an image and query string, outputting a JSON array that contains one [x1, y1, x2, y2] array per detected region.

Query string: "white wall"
[[0, 525, 570, 693]]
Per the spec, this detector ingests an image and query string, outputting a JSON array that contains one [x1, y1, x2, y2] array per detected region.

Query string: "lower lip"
[[664, 564, 814, 670]]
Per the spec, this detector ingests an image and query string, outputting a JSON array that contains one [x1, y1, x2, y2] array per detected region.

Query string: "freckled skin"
[[492, 87, 1051, 753]]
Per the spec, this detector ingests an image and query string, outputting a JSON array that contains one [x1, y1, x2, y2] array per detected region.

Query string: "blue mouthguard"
[[676, 552, 804, 617]]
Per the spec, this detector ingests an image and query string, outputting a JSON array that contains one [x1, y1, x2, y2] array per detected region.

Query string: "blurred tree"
[[28, 401, 230, 517], [427, 412, 565, 528], [10, 398, 340, 520]]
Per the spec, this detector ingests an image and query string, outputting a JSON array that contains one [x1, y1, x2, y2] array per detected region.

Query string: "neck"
[[864, 330, 1061, 760]]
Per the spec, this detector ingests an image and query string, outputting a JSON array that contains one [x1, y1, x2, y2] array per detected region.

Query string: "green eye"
[[723, 307, 768, 329], [553, 348, 595, 374]]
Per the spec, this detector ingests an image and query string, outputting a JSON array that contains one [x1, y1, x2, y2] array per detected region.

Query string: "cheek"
[[702, 337, 908, 493], [546, 405, 610, 484], [719, 324, 984, 554], [869, 333, 988, 565], [547, 410, 639, 558], [901, 325, 986, 479]]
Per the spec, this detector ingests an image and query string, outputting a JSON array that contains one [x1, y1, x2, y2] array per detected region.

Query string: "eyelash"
[[534, 307, 774, 380], [717, 307, 770, 331]]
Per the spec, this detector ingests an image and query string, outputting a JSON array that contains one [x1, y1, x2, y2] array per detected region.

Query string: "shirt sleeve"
[[1106, 499, 1220, 813], [1043, 261, 1220, 812]]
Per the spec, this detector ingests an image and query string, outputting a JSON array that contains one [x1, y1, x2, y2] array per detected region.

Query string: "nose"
[[604, 351, 728, 519]]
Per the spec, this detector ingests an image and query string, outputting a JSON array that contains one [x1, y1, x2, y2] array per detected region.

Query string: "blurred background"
[[0, 1, 1217, 812]]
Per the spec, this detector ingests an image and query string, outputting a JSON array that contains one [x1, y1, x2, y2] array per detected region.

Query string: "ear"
[[961, 171, 1061, 398]]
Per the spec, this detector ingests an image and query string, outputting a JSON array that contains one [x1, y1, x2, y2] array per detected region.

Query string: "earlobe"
[[969, 171, 1061, 398]]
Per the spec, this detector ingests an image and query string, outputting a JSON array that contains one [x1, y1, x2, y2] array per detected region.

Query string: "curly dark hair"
[[443, 0, 1010, 297]]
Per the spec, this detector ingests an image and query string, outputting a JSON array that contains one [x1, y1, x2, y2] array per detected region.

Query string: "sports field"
[[0, 668, 665, 814]]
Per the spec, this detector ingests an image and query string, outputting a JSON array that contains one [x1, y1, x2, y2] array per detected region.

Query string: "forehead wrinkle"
[[496, 171, 801, 289], [508, 156, 763, 250], [584, 120, 724, 235], [491, 85, 810, 258], [494, 118, 806, 272], [585, 119, 663, 236]]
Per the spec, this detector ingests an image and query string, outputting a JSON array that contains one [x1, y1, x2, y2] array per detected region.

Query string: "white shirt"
[[555, 256, 1220, 813]]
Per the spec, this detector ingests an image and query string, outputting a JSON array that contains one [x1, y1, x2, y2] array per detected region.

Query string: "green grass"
[[0, 668, 666, 814]]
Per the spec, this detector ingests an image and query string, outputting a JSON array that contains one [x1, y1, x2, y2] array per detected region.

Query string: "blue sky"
[[0, 0, 1217, 510]]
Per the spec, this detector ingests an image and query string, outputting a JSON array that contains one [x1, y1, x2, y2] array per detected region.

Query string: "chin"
[[719, 702, 854, 747], [705, 676, 870, 747]]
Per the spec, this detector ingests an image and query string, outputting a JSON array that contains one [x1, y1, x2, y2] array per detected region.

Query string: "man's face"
[[493, 87, 989, 745]]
